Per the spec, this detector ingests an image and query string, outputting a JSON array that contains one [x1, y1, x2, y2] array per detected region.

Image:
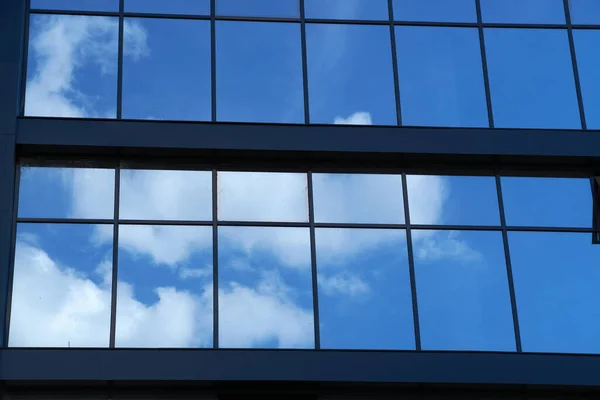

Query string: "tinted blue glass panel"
[[216, 21, 304, 123], [217, 0, 298, 17], [317, 229, 414, 350], [485, 28, 580, 129], [396, 27, 488, 128], [306, 24, 397, 126], [125, 0, 210, 14], [501, 177, 592, 227], [414, 230, 515, 351], [19, 167, 115, 219], [569, 0, 600, 24], [392, 0, 476, 22], [480, 0, 566, 24], [573, 30, 600, 129], [115, 225, 213, 348], [25, 15, 119, 118], [510, 232, 600, 354], [122, 19, 211, 121], [305, 0, 388, 20], [408, 176, 499, 225], [31, 0, 118, 11], [218, 227, 314, 349], [9, 223, 113, 347]]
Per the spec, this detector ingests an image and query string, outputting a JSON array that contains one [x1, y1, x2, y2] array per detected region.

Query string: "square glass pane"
[[569, 0, 600, 24], [305, 0, 388, 20], [408, 176, 500, 225], [480, 0, 566, 24], [9, 223, 113, 347], [414, 230, 515, 351], [19, 167, 115, 219], [392, 0, 477, 23], [115, 225, 213, 348], [125, 0, 210, 14], [484, 28, 580, 129], [306, 24, 397, 126], [510, 232, 600, 354], [218, 172, 308, 222], [317, 229, 415, 350], [396, 26, 488, 128], [25, 15, 119, 118], [312, 174, 404, 224], [217, 0, 299, 17], [573, 30, 600, 129], [216, 21, 304, 123], [30, 0, 118, 11], [122, 18, 211, 121], [501, 177, 592, 228], [119, 169, 212, 221], [218, 227, 314, 348]]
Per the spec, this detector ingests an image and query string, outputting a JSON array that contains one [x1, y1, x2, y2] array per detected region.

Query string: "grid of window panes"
[[21, 0, 600, 129], [9, 163, 600, 354]]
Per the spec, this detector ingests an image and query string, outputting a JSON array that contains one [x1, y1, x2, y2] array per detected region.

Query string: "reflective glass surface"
[[306, 24, 397, 125], [480, 0, 566, 24], [122, 18, 211, 121], [414, 230, 515, 351], [573, 30, 600, 129], [510, 232, 600, 354], [30, 0, 118, 11], [125, 0, 210, 14], [218, 227, 314, 348], [317, 228, 415, 350], [392, 0, 477, 23], [569, 0, 600, 24], [305, 0, 389, 20], [484, 28, 580, 129], [10, 223, 113, 347], [217, 0, 299, 17], [396, 26, 488, 128], [216, 21, 304, 123]]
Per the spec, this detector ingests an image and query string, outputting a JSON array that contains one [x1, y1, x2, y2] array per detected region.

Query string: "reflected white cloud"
[[416, 230, 483, 263], [318, 272, 370, 297], [334, 111, 372, 125]]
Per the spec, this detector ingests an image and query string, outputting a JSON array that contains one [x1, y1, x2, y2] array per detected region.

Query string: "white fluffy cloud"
[[334, 111, 372, 125]]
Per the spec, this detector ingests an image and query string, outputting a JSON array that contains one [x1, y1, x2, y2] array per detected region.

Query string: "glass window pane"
[[510, 232, 600, 354], [392, 0, 477, 23], [9, 223, 113, 347], [25, 15, 120, 118], [569, 0, 600, 24], [218, 226, 314, 348], [408, 176, 499, 225], [31, 0, 118, 11], [218, 172, 308, 222], [122, 18, 211, 121], [306, 24, 397, 126], [119, 169, 212, 221], [414, 230, 515, 351], [125, 0, 210, 15], [573, 30, 600, 129], [217, 0, 298, 17], [115, 225, 213, 348], [216, 21, 304, 123], [312, 174, 404, 224], [484, 28, 580, 129], [396, 26, 488, 128], [501, 177, 592, 228], [18, 167, 115, 219], [305, 0, 388, 20], [317, 228, 414, 350], [480, 0, 566, 24]]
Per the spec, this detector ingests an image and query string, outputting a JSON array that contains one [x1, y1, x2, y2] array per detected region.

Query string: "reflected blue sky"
[[569, 0, 600, 24], [392, 0, 476, 22], [480, 0, 565, 24], [125, 0, 210, 15], [306, 0, 388, 20]]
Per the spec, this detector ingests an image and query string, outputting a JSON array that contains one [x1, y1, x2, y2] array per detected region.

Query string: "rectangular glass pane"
[[119, 169, 212, 221], [125, 0, 210, 14], [312, 174, 404, 224], [216, 21, 304, 123], [414, 230, 515, 351], [480, 0, 566, 24], [217, 0, 299, 17], [31, 0, 118, 11], [408, 176, 500, 225], [218, 227, 314, 348], [122, 18, 211, 121], [573, 30, 600, 129], [396, 26, 488, 128], [510, 232, 600, 354], [306, 24, 397, 126], [501, 177, 592, 228], [317, 229, 415, 350], [115, 225, 213, 348], [569, 0, 600, 24], [10, 223, 113, 347], [25, 15, 119, 118], [392, 0, 477, 22], [19, 167, 115, 219], [218, 172, 308, 222], [484, 28, 580, 129], [305, 0, 388, 20]]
